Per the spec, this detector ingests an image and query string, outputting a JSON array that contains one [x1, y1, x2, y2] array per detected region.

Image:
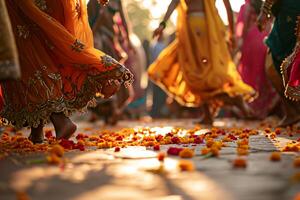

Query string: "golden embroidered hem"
[[0, 0, 133, 128]]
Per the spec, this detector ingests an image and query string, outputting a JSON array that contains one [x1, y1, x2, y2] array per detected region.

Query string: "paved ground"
[[0, 118, 300, 200]]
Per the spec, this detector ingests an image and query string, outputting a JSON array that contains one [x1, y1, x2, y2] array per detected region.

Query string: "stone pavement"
[[0, 118, 300, 200]]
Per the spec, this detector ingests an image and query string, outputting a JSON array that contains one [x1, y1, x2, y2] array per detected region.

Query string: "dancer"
[[0, 0, 133, 143], [236, 0, 278, 119], [149, 0, 255, 125], [257, 0, 300, 126], [88, 0, 127, 63], [88, 0, 134, 125], [109, 0, 147, 117]]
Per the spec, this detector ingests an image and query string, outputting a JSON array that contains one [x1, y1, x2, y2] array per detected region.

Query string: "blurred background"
[[87, 0, 245, 40]]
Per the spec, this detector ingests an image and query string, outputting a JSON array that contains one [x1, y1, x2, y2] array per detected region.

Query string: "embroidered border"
[[285, 85, 300, 101], [0, 66, 133, 128]]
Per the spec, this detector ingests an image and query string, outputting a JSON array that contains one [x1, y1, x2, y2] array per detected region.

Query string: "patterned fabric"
[[0, 0, 133, 128]]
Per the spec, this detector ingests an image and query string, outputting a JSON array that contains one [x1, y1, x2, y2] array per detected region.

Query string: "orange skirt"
[[0, 0, 133, 128]]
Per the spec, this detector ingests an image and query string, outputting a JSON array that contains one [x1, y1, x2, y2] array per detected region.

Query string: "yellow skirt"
[[148, 15, 255, 107]]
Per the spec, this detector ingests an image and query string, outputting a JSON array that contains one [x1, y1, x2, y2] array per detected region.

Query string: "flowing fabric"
[[281, 25, 300, 101], [148, 0, 254, 107], [236, 1, 278, 118], [0, 0, 133, 128], [266, 0, 300, 73], [0, 0, 20, 80]]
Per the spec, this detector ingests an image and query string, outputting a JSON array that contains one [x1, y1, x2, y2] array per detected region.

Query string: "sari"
[[281, 20, 300, 101], [236, 0, 278, 118], [0, 0, 133, 128], [148, 0, 254, 107], [266, 0, 300, 73], [0, 0, 20, 80]]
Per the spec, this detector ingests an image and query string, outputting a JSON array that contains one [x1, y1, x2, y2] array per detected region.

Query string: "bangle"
[[97, 0, 109, 6], [262, 0, 274, 18], [159, 21, 166, 29]]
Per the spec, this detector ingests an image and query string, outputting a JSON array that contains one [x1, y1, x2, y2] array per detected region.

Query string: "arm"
[[162, 0, 180, 23], [153, 0, 180, 38], [91, 9, 104, 32], [242, 4, 251, 40], [223, 0, 235, 37], [257, 0, 278, 31], [223, 0, 236, 51], [118, 0, 136, 52]]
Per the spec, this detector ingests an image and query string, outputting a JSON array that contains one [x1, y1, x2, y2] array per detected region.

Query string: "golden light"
[[86, 0, 246, 27]]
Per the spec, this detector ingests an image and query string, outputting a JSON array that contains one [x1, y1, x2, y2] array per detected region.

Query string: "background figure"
[[258, 0, 300, 126], [88, 0, 134, 125], [125, 33, 147, 118], [90, 0, 146, 118], [236, 0, 278, 119], [0, 0, 20, 81], [149, 34, 168, 118], [88, 0, 127, 62], [110, 0, 147, 118]]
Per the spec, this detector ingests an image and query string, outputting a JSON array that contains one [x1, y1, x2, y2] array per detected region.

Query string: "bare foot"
[[107, 111, 119, 126], [235, 97, 255, 119], [196, 116, 213, 125], [278, 98, 300, 127], [219, 94, 254, 119], [195, 103, 213, 125], [28, 124, 44, 144], [50, 113, 77, 139]]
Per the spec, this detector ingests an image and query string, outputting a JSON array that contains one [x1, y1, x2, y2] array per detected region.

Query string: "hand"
[[257, 13, 269, 32], [153, 25, 164, 39]]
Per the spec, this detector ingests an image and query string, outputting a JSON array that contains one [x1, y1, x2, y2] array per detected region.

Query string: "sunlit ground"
[[1, 1, 299, 199], [1, 118, 300, 200]]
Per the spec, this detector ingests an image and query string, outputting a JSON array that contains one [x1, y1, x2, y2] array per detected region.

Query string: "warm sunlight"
[[86, 0, 245, 26]]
